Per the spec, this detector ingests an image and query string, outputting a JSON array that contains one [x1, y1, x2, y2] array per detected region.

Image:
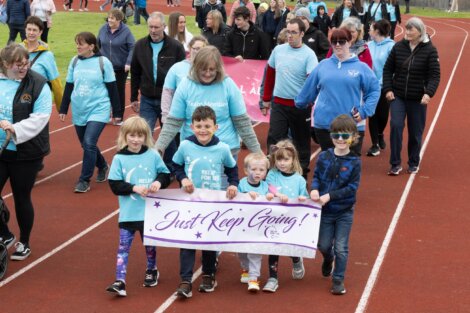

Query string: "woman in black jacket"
[[0, 43, 52, 261], [331, 0, 358, 29], [202, 9, 229, 54], [383, 17, 440, 176]]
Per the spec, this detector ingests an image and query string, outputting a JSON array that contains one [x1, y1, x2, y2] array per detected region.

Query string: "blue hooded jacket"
[[368, 37, 395, 87]]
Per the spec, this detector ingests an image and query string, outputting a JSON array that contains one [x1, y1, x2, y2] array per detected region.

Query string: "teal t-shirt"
[[30, 50, 60, 81], [266, 169, 308, 198], [151, 41, 164, 83], [172, 139, 236, 190], [0, 77, 52, 151], [169, 77, 247, 150], [163, 59, 191, 90], [65, 56, 116, 126], [238, 177, 269, 195], [108, 148, 170, 223]]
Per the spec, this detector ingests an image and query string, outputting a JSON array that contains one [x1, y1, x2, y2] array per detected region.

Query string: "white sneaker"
[[79, 8, 83, 11], [248, 280, 260, 292], [292, 258, 305, 279], [262, 277, 278, 292], [240, 270, 249, 283]]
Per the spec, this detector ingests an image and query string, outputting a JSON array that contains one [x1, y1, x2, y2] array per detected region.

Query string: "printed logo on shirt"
[[308, 38, 315, 42], [20, 93, 32, 104], [348, 70, 360, 77], [340, 166, 349, 172]]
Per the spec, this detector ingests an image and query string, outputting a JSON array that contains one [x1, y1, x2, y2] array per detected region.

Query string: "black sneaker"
[[407, 166, 419, 174], [96, 165, 109, 183], [176, 281, 192, 298], [106, 280, 127, 297], [0, 233, 15, 249], [198, 274, 217, 293], [74, 180, 90, 193], [322, 259, 333, 277], [143, 269, 159, 287], [388, 165, 403, 176], [366, 145, 380, 157], [10, 242, 31, 261], [378, 134, 386, 150], [331, 279, 346, 295]]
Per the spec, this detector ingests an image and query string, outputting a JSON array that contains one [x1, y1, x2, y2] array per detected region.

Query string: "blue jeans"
[[389, 97, 427, 168], [317, 209, 354, 281], [179, 248, 217, 282], [140, 95, 177, 170], [75, 121, 107, 182]]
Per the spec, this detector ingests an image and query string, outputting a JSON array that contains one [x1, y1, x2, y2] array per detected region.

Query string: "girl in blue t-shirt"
[[59, 32, 121, 194], [263, 139, 308, 293], [106, 116, 170, 297]]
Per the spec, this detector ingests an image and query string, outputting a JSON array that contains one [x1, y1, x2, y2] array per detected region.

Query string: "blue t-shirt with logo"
[[169, 76, 247, 150], [266, 169, 308, 199], [30, 50, 60, 81], [65, 55, 116, 126], [108, 148, 170, 223]]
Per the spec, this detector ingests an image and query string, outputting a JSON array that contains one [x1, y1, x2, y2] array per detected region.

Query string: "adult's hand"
[[421, 94, 431, 105], [0, 120, 15, 134], [131, 101, 140, 113], [261, 101, 271, 116], [235, 55, 244, 62], [59, 114, 66, 122], [386, 91, 395, 102], [124, 65, 130, 72]]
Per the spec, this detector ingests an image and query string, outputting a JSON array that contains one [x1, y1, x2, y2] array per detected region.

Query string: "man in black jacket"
[[295, 8, 329, 61], [130, 11, 185, 168], [223, 6, 270, 61]]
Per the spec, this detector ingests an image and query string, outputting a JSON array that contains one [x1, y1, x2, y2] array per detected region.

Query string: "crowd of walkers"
[[0, 0, 441, 302]]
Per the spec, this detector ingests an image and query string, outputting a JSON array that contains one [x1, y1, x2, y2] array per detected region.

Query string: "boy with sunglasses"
[[310, 114, 361, 295]]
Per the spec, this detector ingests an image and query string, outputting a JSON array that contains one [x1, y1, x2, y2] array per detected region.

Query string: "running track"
[[0, 6, 469, 312]]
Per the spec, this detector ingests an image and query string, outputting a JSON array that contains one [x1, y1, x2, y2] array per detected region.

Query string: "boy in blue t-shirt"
[[172, 105, 239, 298]]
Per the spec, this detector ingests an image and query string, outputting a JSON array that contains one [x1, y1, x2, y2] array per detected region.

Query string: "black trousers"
[[0, 157, 43, 244], [41, 21, 50, 43], [314, 128, 365, 156], [7, 23, 26, 44], [368, 92, 390, 146], [267, 102, 312, 176], [114, 69, 128, 118], [268, 255, 300, 278], [390, 21, 398, 40]]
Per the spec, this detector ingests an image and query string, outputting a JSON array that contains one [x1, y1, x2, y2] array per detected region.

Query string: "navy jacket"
[[6, 0, 30, 25], [97, 22, 135, 71], [311, 149, 361, 214]]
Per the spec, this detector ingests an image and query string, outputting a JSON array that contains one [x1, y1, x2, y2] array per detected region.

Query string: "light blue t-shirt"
[[343, 7, 351, 20], [387, 4, 397, 22], [0, 78, 52, 151], [65, 56, 116, 126], [108, 148, 170, 223], [169, 77, 247, 150], [238, 177, 269, 195], [30, 50, 60, 81], [367, 2, 385, 21], [268, 43, 318, 100], [173, 139, 236, 190], [151, 41, 164, 83], [266, 169, 308, 198], [163, 59, 191, 90]]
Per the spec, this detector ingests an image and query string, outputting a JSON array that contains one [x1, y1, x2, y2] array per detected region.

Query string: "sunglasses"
[[330, 133, 352, 140], [331, 39, 348, 46]]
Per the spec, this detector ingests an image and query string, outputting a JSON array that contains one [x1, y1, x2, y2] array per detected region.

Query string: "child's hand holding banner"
[[143, 189, 322, 258]]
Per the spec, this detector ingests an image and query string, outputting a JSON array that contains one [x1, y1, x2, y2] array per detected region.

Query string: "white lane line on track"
[[354, 20, 468, 313]]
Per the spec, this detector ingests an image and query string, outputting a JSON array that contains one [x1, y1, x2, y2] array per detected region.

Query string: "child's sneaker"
[[143, 269, 159, 287], [176, 281, 192, 298], [10, 242, 31, 261], [322, 259, 333, 277], [240, 270, 249, 283], [331, 279, 346, 295], [106, 280, 127, 297], [247, 280, 260, 292], [262, 277, 279, 293], [198, 274, 217, 293], [292, 258, 305, 279], [0, 232, 15, 249]]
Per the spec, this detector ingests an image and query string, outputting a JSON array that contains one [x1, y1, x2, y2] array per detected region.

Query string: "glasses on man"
[[330, 133, 352, 140], [331, 39, 348, 46]]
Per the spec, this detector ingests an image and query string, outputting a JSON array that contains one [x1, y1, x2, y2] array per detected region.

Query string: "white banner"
[[143, 189, 322, 258]]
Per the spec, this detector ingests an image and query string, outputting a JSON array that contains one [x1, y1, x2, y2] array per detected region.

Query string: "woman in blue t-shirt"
[[59, 32, 121, 193]]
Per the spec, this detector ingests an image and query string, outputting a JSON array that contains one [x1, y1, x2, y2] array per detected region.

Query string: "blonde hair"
[[269, 140, 302, 175], [189, 46, 226, 84], [116, 116, 154, 150], [0, 43, 29, 74], [244, 152, 270, 174], [207, 10, 223, 34]]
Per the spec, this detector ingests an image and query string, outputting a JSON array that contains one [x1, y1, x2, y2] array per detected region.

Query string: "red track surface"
[[0, 5, 469, 312]]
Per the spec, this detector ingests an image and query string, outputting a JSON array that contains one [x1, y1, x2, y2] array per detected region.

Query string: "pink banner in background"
[[222, 57, 269, 123]]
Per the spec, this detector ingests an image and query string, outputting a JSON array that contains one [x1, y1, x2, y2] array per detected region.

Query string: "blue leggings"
[[115, 228, 156, 282]]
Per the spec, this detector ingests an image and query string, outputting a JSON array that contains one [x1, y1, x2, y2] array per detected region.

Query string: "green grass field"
[[0, 6, 467, 81]]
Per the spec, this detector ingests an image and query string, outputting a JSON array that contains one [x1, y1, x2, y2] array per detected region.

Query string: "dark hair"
[[288, 17, 306, 33], [108, 8, 125, 21], [25, 16, 44, 31], [330, 114, 358, 134], [331, 28, 352, 42], [372, 19, 391, 37], [192, 106, 217, 124], [168, 12, 186, 44], [234, 6, 251, 20], [75, 32, 99, 53], [0, 43, 29, 74]]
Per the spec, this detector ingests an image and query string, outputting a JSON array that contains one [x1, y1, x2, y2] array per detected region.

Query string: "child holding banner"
[[310, 114, 361, 295], [106, 116, 171, 297], [237, 152, 274, 292], [172, 106, 239, 298], [264, 140, 309, 292]]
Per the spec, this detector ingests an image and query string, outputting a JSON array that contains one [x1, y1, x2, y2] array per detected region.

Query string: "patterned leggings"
[[115, 228, 156, 282]]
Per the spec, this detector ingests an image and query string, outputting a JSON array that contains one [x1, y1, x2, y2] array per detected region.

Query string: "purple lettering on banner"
[[207, 208, 244, 236], [248, 208, 299, 234]]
